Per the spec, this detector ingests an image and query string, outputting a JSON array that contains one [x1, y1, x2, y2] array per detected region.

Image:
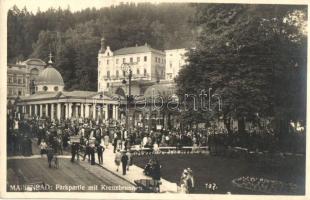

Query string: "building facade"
[[7, 59, 46, 102], [98, 38, 166, 96], [165, 48, 187, 81]]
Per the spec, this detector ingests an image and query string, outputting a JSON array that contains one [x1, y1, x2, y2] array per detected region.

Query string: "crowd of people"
[[7, 114, 304, 193]]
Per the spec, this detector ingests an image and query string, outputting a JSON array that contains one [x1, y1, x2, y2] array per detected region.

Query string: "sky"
[[5, 0, 162, 13], [5, 0, 309, 14]]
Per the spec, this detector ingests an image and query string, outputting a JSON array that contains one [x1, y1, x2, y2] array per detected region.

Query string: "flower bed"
[[232, 176, 300, 194]]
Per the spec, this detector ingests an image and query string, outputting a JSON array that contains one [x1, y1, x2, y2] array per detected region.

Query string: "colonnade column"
[[92, 104, 96, 119], [68, 103, 72, 118], [57, 103, 61, 120], [45, 104, 49, 117], [40, 104, 43, 117], [51, 104, 54, 120], [112, 105, 116, 119], [64, 104, 69, 119], [115, 105, 119, 120], [105, 104, 108, 120], [75, 104, 79, 118], [34, 105, 38, 116], [81, 104, 84, 118], [29, 105, 32, 117], [85, 104, 90, 119]]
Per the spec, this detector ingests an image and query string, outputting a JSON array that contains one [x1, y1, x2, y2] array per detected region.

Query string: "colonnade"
[[18, 102, 119, 120]]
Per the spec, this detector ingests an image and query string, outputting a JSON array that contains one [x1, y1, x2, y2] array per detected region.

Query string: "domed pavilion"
[[16, 54, 120, 121]]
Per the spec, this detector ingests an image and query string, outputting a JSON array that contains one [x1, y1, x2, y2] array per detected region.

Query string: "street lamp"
[[121, 62, 137, 132]]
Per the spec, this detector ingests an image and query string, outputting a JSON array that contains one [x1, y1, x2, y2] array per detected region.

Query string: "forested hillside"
[[8, 3, 196, 90]]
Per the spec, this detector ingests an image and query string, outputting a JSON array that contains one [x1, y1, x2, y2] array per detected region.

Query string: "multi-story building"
[[98, 38, 166, 96], [165, 48, 187, 81], [7, 58, 46, 102]]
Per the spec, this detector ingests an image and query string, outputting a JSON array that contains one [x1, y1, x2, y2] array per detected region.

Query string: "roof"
[[114, 44, 164, 56], [19, 91, 113, 101], [7, 69, 27, 75], [22, 58, 46, 66], [62, 91, 98, 98], [20, 92, 61, 100], [36, 65, 64, 86]]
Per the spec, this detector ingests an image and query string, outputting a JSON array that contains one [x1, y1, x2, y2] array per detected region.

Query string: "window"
[[137, 57, 140, 62], [116, 59, 119, 64], [144, 56, 147, 62], [144, 69, 147, 76], [123, 58, 126, 63], [130, 57, 133, 63], [107, 59, 109, 65], [170, 62, 173, 68], [107, 71, 110, 78], [54, 86, 59, 91], [18, 91, 22, 95], [137, 69, 140, 75], [43, 86, 48, 91], [13, 75, 17, 83], [116, 70, 119, 78], [155, 57, 157, 62], [18, 78, 22, 84], [123, 71, 126, 77], [107, 83, 110, 88], [8, 76, 12, 83]]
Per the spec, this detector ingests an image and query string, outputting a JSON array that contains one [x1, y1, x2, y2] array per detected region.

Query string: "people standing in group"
[[121, 150, 129, 175], [114, 149, 122, 172]]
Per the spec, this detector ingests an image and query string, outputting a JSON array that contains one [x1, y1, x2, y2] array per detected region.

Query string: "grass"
[[132, 154, 305, 194]]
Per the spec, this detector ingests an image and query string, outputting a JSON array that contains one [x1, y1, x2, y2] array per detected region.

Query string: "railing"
[[130, 145, 209, 156]]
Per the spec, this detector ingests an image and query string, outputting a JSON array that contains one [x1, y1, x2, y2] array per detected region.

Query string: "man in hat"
[[97, 144, 105, 165], [121, 150, 129, 175]]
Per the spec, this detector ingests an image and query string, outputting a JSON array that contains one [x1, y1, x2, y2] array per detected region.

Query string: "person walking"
[[126, 150, 132, 171], [83, 140, 91, 162], [186, 168, 195, 193], [39, 139, 47, 157], [71, 143, 78, 162], [113, 136, 118, 153], [121, 150, 129, 175], [47, 146, 54, 168], [114, 149, 122, 172], [97, 144, 105, 165], [152, 159, 161, 192], [104, 134, 109, 149]]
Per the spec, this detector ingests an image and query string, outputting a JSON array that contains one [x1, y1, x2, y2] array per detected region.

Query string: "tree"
[[176, 4, 307, 138]]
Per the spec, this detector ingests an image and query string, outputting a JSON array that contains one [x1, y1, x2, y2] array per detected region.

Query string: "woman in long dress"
[[114, 149, 122, 172], [104, 134, 109, 149]]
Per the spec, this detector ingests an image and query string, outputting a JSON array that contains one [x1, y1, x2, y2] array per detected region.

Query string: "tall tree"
[[176, 4, 307, 137]]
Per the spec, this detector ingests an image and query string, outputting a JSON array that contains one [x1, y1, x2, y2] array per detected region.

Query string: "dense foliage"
[[8, 3, 196, 90], [176, 4, 307, 140]]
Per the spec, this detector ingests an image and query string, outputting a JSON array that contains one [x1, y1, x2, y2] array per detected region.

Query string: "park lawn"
[[132, 154, 305, 194]]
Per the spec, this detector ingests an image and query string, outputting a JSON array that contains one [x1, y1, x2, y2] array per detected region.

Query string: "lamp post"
[[121, 62, 137, 132]]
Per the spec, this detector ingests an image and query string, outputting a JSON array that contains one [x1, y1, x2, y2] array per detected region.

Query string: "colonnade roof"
[[19, 90, 113, 102]]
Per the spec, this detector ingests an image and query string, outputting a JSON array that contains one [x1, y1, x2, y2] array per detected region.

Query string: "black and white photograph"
[[1, 0, 308, 198]]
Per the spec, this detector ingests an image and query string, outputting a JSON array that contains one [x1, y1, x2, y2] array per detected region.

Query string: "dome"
[[36, 65, 64, 86]]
